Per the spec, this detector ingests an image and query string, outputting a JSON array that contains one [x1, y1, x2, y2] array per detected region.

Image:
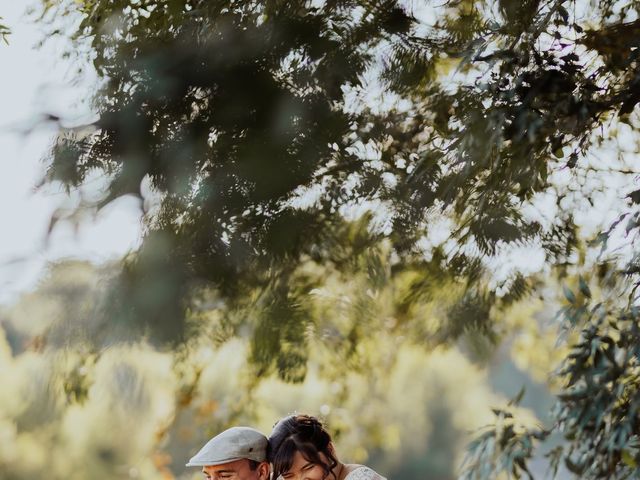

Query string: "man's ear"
[[258, 461, 270, 480]]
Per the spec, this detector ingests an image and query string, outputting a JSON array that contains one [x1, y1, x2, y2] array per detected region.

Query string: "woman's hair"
[[268, 414, 338, 480]]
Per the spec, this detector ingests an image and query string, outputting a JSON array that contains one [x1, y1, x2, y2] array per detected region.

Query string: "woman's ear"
[[328, 442, 337, 458]]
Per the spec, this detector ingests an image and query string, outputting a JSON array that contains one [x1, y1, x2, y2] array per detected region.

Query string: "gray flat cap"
[[186, 426, 267, 467]]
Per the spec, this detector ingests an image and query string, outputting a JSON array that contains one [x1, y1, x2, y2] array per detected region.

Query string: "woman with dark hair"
[[268, 414, 387, 480]]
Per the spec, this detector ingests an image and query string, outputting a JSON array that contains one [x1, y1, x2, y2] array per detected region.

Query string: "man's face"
[[202, 459, 269, 480]]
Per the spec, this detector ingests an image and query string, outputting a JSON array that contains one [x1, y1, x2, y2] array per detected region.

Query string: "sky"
[[0, 2, 142, 304]]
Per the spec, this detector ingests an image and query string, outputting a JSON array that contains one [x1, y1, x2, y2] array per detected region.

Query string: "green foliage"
[[29, 0, 640, 478], [40, 0, 595, 345], [458, 262, 640, 479], [0, 17, 9, 44], [461, 407, 548, 480]]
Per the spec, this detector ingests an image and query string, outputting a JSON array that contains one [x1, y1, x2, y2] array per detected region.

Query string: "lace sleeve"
[[345, 466, 387, 480]]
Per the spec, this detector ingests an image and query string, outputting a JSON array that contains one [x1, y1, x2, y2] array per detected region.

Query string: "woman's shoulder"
[[344, 464, 387, 480]]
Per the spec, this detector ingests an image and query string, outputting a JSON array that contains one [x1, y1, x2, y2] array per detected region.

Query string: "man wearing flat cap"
[[186, 426, 270, 480]]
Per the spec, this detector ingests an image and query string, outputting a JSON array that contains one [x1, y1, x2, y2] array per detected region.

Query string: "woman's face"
[[280, 451, 327, 480]]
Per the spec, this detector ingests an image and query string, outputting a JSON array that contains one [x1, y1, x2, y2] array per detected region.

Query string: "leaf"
[[564, 456, 585, 475], [578, 276, 591, 298], [627, 189, 640, 204], [508, 386, 526, 406], [622, 450, 637, 468], [563, 285, 576, 304], [557, 5, 569, 23]]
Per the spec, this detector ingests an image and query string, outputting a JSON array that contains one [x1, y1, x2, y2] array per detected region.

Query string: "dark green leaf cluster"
[[46, 1, 430, 333], [41, 0, 554, 344], [552, 304, 640, 478], [461, 404, 548, 480], [460, 267, 640, 479]]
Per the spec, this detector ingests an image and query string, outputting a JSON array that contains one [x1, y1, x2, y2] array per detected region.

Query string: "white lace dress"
[[344, 466, 387, 480]]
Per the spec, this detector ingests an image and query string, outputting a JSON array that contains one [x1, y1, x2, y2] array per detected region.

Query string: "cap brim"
[[186, 456, 247, 467]]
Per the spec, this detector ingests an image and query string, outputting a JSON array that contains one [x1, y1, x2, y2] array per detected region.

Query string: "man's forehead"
[[203, 459, 249, 472]]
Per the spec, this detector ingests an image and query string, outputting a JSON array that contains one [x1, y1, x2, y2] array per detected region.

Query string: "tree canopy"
[[31, 0, 640, 478]]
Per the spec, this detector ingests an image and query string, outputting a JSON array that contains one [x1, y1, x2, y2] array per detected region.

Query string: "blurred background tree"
[[3, 0, 640, 478], [0, 259, 548, 479]]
